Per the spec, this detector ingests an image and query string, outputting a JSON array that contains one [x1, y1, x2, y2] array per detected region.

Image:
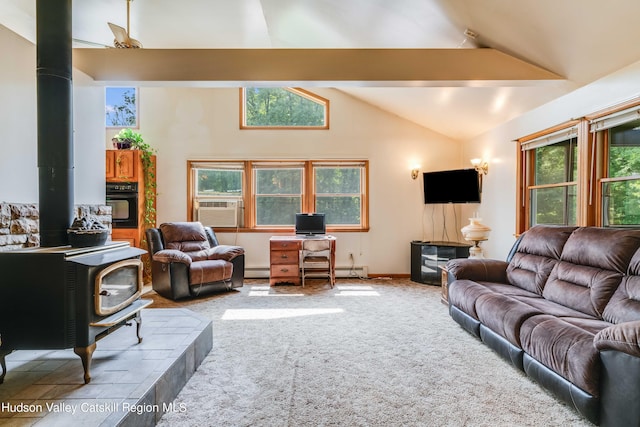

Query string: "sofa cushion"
[[520, 314, 610, 397], [160, 222, 211, 253], [189, 259, 233, 285], [475, 293, 542, 347], [507, 253, 559, 295], [506, 225, 576, 294], [512, 295, 594, 319], [560, 227, 640, 273], [448, 280, 494, 320], [542, 262, 622, 318], [603, 249, 640, 324], [152, 249, 192, 265]]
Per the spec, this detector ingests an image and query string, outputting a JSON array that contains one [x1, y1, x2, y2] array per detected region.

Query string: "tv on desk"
[[295, 213, 326, 236]]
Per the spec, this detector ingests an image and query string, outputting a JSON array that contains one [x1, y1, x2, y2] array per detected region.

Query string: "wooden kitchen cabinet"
[[105, 150, 137, 181], [110, 228, 139, 248], [105, 149, 156, 249]]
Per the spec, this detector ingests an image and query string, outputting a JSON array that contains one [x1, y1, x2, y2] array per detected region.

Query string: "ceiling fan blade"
[[108, 22, 129, 44], [128, 37, 143, 48], [107, 22, 142, 48]]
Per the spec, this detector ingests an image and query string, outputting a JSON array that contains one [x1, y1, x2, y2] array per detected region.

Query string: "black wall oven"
[[106, 182, 138, 228]]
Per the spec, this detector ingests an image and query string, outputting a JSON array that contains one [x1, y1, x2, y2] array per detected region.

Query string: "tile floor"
[[0, 307, 212, 426]]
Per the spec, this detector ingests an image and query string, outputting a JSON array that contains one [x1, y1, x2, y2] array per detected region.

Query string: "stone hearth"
[[0, 308, 212, 426]]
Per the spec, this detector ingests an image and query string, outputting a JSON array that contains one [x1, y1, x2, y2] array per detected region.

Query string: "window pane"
[[255, 168, 302, 226], [530, 186, 577, 226], [608, 120, 640, 178], [196, 169, 242, 197], [534, 138, 577, 185], [244, 88, 326, 127], [106, 87, 137, 127], [314, 166, 362, 225], [256, 169, 302, 195], [256, 196, 300, 225], [315, 167, 361, 193], [603, 180, 640, 226], [316, 196, 361, 225]]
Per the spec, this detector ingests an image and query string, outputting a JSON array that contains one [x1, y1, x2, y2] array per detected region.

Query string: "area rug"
[[150, 279, 591, 427]]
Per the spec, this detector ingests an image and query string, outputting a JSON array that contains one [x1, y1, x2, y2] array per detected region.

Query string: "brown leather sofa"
[[146, 222, 244, 300], [447, 225, 640, 426]]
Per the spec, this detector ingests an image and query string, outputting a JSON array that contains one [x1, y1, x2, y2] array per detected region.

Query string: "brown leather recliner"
[[146, 222, 244, 300]]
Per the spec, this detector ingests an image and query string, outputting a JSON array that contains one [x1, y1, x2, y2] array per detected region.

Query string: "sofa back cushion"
[[160, 222, 211, 255], [506, 225, 576, 294], [603, 248, 640, 324], [542, 227, 640, 318]]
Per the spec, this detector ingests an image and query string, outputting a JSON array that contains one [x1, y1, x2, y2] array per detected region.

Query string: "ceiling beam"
[[73, 48, 563, 87]]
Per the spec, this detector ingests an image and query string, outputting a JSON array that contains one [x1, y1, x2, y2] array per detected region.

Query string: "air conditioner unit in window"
[[196, 200, 238, 227]]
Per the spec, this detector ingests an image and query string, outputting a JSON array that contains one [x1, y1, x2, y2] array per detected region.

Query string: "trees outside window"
[[254, 167, 303, 226], [196, 169, 242, 197], [602, 119, 640, 226], [241, 88, 329, 129], [517, 100, 640, 234], [314, 166, 363, 225], [187, 160, 368, 231], [105, 87, 137, 127], [530, 139, 577, 226]]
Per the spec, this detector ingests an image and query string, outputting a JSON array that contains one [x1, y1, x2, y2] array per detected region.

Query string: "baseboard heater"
[[244, 266, 368, 279]]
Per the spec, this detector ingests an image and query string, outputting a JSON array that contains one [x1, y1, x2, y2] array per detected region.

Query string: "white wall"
[[0, 25, 37, 203], [0, 25, 106, 205], [462, 59, 640, 259], [126, 87, 463, 274]]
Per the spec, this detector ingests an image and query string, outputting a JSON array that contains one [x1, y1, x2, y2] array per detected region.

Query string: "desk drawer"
[[270, 264, 299, 277], [270, 240, 301, 251], [271, 250, 299, 264]]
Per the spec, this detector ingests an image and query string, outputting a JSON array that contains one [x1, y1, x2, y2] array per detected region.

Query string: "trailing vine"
[[113, 129, 157, 230], [113, 129, 157, 282]]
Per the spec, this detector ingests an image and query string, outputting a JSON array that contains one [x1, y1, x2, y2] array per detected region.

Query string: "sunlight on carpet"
[[221, 307, 344, 320]]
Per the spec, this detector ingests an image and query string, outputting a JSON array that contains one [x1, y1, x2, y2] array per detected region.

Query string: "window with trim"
[[253, 163, 304, 226], [187, 160, 368, 231], [191, 162, 245, 228], [517, 124, 579, 231], [240, 88, 329, 129], [517, 99, 640, 234], [313, 163, 364, 225], [105, 87, 138, 127], [589, 106, 640, 227]]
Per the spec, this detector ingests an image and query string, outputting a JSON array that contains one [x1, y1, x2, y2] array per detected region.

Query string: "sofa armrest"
[[595, 321, 640, 357], [153, 249, 192, 265], [207, 245, 245, 261], [446, 258, 509, 283]]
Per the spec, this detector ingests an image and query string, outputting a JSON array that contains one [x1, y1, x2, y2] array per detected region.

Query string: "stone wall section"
[[0, 203, 112, 251]]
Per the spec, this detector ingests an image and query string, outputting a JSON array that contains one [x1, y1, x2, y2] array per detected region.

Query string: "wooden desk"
[[269, 235, 336, 286]]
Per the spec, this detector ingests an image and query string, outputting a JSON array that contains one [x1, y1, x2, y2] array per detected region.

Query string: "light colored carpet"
[[151, 279, 591, 427]]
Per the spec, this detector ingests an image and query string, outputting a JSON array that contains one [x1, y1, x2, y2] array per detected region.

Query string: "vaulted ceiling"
[[2, 0, 640, 140]]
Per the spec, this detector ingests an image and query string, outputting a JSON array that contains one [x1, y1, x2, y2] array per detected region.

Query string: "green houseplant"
[[112, 128, 143, 149]]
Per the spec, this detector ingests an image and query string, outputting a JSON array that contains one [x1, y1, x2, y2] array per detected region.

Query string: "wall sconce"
[[411, 167, 420, 180], [471, 158, 489, 175]]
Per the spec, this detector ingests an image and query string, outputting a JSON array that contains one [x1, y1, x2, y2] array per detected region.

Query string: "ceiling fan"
[[107, 0, 142, 48]]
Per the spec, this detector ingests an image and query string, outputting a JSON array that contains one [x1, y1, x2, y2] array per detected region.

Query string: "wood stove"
[[0, 242, 151, 384]]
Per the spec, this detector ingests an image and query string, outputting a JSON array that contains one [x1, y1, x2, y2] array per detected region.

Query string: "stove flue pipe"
[[36, 0, 74, 247]]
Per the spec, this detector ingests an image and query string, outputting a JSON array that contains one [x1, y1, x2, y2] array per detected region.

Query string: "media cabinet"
[[410, 241, 471, 285]]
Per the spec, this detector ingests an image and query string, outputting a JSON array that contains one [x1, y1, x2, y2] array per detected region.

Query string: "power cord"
[[349, 252, 370, 280]]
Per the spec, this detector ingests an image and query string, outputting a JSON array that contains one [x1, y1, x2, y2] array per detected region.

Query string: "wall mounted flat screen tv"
[[423, 168, 481, 204], [295, 213, 326, 235]]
